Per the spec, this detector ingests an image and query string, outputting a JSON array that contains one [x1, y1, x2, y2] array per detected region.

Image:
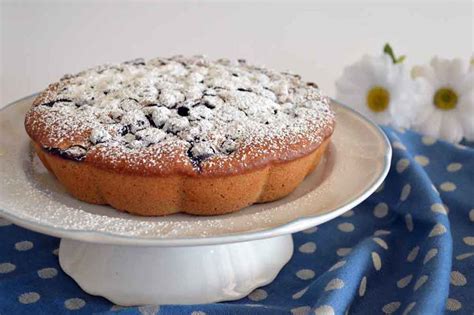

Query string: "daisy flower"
[[411, 57, 474, 143], [335, 44, 415, 128]]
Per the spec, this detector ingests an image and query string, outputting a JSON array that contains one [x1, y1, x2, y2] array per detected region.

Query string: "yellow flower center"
[[433, 87, 458, 110], [366, 86, 390, 112]]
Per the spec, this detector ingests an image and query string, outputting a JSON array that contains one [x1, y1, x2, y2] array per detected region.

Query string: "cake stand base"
[[59, 235, 293, 306]]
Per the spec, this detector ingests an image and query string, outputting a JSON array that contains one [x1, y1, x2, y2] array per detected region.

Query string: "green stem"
[[383, 43, 406, 64]]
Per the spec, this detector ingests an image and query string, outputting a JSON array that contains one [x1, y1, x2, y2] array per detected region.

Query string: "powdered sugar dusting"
[[25, 56, 334, 173]]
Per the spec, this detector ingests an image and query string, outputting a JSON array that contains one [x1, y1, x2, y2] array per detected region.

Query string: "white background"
[[1, 0, 472, 106]]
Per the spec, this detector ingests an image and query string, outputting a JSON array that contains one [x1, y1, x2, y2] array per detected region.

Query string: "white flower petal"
[[335, 77, 366, 95], [439, 112, 464, 143], [461, 117, 474, 141], [336, 53, 416, 128], [412, 65, 437, 84], [446, 58, 470, 88], [431, 57, 454, 86], [459, 71, 474, 95], [458, 90, 474, 114], [335, 90, 366, 108], [359, 55, 388, 83], [411, 57, 473, 142], [372, 111, 396, 125], [339, 59, 377, 89], [413, 79, 436, 113], [414, 110, 443, 139], [342, 66, 374, 88], [389, 95, 416, 128], [457, 95, 474, 141]]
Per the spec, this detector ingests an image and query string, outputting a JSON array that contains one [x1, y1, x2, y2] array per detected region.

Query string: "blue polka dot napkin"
[[0, 127, 473, 315]]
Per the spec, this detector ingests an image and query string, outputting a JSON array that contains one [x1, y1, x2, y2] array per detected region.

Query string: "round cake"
[[25, 56, 335, 216]]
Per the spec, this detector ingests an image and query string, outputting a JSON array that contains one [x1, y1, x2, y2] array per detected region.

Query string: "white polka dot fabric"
[[0, 128, 472, 314]]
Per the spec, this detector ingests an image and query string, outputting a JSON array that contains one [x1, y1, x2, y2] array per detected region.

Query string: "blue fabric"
[[1, 127, 473, 315]]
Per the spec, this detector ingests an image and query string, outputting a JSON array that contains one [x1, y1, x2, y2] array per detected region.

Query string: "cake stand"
[[0, 95, 391, 306]]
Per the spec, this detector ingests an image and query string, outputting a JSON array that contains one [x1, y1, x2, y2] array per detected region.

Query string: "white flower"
[[336, 54, 415, 128], [412, 57, 474, 143]]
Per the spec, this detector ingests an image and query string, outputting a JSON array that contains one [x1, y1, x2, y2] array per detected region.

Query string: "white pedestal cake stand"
[[0, 96, 391, 306]]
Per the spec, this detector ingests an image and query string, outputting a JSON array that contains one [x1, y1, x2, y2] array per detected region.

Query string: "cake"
[[24, 56, 335, 216]]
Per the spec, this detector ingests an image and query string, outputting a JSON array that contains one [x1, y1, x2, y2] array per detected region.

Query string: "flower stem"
[[383, 43, 406, 64]]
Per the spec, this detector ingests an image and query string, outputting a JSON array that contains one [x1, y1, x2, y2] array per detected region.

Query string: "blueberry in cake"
[[25, 56, 335, 216]]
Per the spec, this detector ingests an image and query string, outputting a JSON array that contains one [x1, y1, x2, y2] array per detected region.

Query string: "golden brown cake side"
[[33, 139, 329, 216]]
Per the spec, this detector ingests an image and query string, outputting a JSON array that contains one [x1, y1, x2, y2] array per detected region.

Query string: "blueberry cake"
[[25, 56, 335, 216]]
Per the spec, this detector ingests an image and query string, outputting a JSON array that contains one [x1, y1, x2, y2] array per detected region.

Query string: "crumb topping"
[[26, 56, 334, 174]]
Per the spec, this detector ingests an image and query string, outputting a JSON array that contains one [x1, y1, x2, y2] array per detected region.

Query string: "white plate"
[[0, 95, 391, 246]]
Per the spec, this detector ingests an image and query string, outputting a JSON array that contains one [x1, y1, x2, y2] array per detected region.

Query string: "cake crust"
[[33, 139, 329, 216], [25, 56, 334, 215]]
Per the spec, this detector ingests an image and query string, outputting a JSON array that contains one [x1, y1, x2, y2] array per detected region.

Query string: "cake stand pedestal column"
[[59, 235, 293, 306]]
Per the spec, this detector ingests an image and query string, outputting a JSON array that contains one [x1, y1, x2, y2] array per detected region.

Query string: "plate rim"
[[0, 94, 392, 247]]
